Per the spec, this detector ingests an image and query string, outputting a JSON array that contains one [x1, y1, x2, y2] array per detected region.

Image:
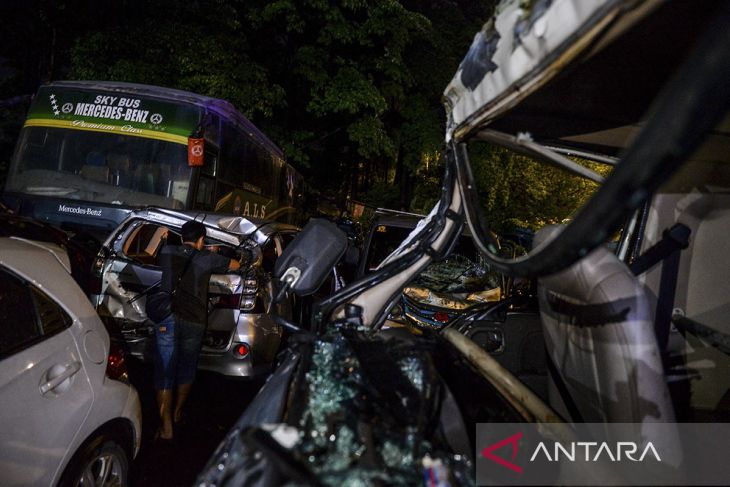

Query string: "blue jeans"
[[153, 315, 205, 390]]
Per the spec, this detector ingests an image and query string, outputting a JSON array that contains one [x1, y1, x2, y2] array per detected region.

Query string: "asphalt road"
[[126, 357, 265, 487]]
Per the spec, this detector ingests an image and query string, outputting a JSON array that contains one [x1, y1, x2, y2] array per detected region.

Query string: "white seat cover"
[[534, 225, 681, 465]]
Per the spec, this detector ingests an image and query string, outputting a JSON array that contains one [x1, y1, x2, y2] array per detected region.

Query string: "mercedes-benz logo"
[[150, 113, 163, 124]]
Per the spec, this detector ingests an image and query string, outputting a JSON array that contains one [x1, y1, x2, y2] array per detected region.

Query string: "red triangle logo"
[[481, 431, 524, 474]]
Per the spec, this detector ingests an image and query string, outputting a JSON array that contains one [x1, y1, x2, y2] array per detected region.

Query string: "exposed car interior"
[[441, 0, 730, 429], [122, 224, 180, 266], [630, 166, 730, 420]]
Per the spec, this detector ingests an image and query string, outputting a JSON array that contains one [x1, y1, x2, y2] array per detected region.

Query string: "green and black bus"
[[3, 81, 303, 236]]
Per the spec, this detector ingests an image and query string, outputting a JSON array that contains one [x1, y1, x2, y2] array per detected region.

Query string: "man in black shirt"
[[154, 221, 240, 440]]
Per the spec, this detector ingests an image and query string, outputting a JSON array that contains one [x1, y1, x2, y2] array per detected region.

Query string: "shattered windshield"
[[414, 245, 500, 294], [367, 223, 500, 293], [196, 330, 502, 486]]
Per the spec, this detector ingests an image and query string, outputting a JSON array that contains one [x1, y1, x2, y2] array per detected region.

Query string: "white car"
[[0, 236, 141, 486]]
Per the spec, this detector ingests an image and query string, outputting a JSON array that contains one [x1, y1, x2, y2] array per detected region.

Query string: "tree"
[[241, 0, 432, 201], [469, 143, 612, 234]]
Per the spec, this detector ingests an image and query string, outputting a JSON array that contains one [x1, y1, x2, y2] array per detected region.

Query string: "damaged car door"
[[97, 219, 171, 356]]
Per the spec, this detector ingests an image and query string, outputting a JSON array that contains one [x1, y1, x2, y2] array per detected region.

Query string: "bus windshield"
[[5, 84, 203, 209], [7, 127, 191, 208]]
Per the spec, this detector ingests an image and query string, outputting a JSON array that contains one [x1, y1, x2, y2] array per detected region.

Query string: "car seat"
[[533, 225, 680, 464]]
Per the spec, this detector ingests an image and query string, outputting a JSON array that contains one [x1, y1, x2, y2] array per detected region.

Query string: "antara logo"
[[481, 432, 524, 474], [481, 432, 662, 474], [530, 441, 661, 463]]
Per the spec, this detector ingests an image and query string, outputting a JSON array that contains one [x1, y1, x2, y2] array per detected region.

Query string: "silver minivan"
[[0, 237, 141, 486], [91, 207, 298, 378]]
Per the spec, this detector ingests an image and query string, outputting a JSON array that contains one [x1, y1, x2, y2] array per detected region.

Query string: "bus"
[[2, 80, 303, 237]]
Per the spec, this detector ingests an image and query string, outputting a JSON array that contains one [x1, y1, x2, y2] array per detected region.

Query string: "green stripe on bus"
[[24, 118, 188, 145]]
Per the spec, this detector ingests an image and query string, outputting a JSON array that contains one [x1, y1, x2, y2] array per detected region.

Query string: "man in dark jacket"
[[154, 220, 240, 440]]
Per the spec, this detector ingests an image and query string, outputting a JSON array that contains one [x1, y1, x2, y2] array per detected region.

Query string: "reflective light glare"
[[242, 278, 258, 295]]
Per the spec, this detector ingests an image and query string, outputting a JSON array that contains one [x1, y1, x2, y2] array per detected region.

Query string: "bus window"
[[201, 145, 217, 177], [203, 112, 220, 148], [215, 181, 236, 207], [278, 163, 293, 206], [19, 127, 64, 172], [195, 176, 215, 210], [219, 122, 245, 186], [9, 127, 192, 208], [252, 146, 274, 198]]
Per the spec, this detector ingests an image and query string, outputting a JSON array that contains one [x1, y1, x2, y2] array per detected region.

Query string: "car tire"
[[58, 434, 129, 487]]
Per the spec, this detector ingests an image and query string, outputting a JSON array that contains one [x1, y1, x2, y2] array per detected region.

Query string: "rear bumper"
[[199, 312, 281, 378], [120, 312, 281, 378]]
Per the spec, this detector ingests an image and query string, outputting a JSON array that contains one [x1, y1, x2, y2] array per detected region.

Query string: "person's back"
[[153, 221, 240, 441], [159, 244, 230, 325]]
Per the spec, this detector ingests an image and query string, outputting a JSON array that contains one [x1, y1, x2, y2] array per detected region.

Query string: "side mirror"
[[274, 219, 347, 296]]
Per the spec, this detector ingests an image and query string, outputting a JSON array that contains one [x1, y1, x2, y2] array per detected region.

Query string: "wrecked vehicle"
[[359, 210, 504, 330], [92, 207, 299, 378], [198, 0, 730, 485], [358, 210, 504, 309], [359, 210, 543, 390]]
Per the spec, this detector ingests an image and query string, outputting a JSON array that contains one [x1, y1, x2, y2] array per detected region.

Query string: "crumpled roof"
[[443, 0, 627, 142]]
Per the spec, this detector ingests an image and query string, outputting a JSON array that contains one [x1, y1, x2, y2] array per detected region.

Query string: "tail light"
[[233, 343, 250, 358], [433, 311, 451, 324], [106, 341, 129, 382], [212, 273, 261, 311], [240, 272, 259, 311], [242, 278, 258, 294], [212, 292, 261, 311]]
